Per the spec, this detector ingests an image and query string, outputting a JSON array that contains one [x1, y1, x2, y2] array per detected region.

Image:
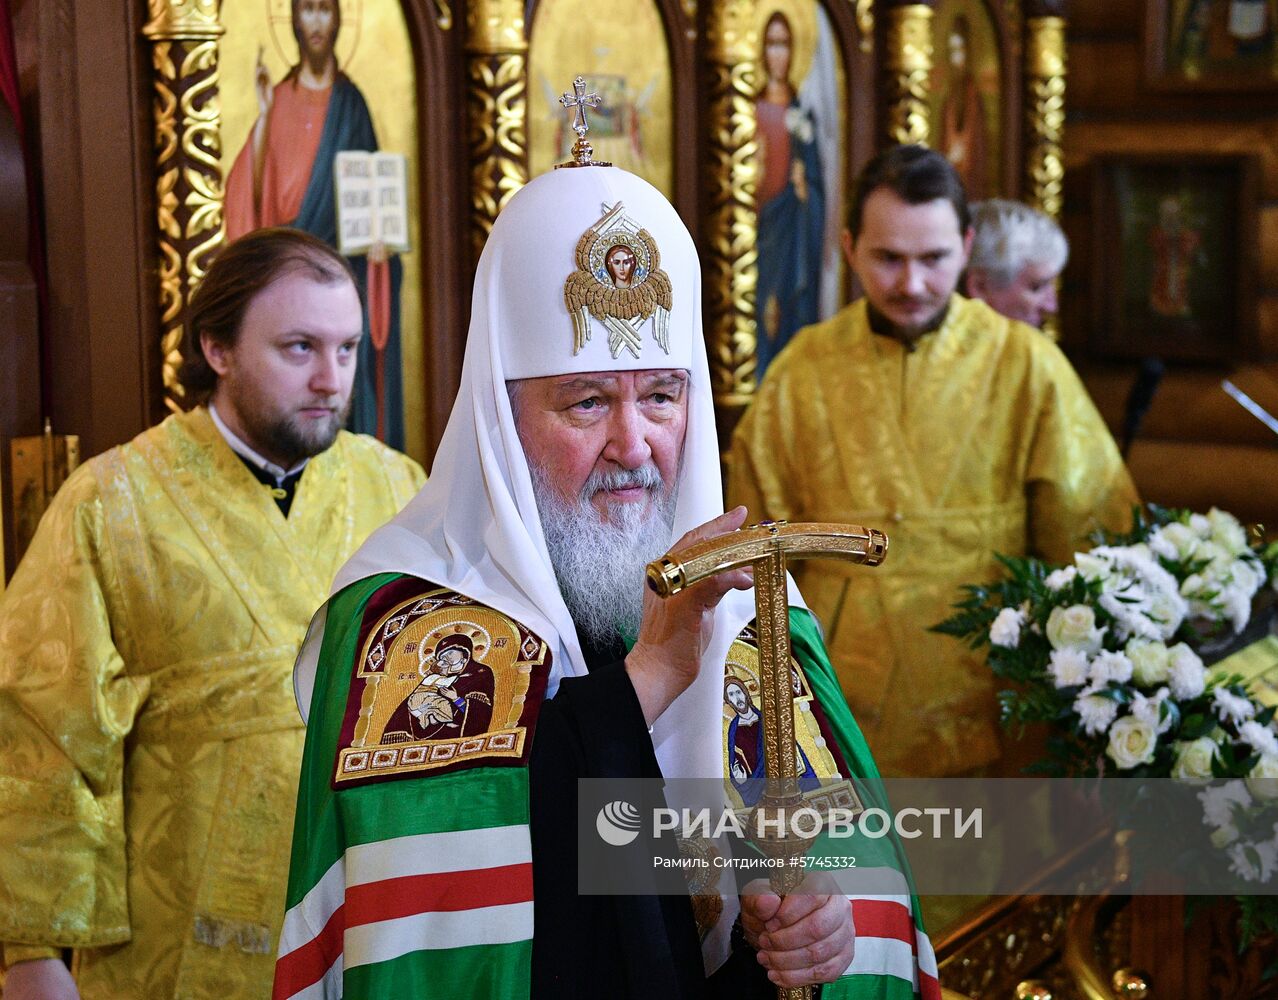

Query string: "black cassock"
[[529, 627, 773, 999]]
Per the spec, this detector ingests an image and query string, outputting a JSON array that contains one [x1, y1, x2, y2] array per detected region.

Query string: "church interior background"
[[2, 0, 1278, 994]]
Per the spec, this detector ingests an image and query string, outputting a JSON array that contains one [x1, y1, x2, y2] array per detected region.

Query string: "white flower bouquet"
[[936, 505, 1278, 940]]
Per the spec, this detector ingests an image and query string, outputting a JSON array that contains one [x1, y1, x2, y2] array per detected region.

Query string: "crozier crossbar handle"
[[645, 521, 888, 597]]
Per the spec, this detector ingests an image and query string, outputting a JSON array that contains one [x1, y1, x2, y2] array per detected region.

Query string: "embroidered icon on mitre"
[[563, 201, 674, 358]]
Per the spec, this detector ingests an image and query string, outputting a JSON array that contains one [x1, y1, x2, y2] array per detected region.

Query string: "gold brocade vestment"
[[0, 408, 423, 998], [727, 296, 1138, 777]]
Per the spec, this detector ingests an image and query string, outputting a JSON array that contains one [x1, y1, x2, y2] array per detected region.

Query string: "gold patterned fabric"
[[0, 408, 423, 998], [727, 296, 1138, 778]]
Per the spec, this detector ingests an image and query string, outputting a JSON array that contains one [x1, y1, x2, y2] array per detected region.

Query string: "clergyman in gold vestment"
[[728, 147, 1137, 778], [0, 231, 424, 999]]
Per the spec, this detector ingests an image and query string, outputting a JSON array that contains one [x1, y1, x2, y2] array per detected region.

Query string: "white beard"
[[529, 462, 676, 649]]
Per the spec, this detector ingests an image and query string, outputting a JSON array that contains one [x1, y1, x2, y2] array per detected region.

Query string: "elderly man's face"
[[512, 369, 687, 523], [844, 188, 972, 338], [967, 259, 1060, 329]]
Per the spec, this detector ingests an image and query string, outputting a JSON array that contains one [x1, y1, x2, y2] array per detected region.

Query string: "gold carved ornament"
[[465, 0, 529, 261], [704, 0, 760, 412], [855, 0, 874, 54], [885, 4, 933, 146], [1025, 15, 1065, 220], [143, 1, 227, 413]]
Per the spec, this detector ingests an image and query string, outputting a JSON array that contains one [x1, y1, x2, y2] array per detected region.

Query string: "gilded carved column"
[[704, 0, 759, 417], [882, 0, 934, 146], [142, 0, 225, 413], [1025, 1, 1066, 220], [465, 0, 529, 264]]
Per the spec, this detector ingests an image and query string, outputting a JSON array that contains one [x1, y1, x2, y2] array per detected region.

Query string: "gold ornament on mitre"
[[563, 201, 674, 358]]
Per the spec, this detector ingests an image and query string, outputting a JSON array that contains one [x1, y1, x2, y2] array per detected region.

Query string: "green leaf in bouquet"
[[1257, 705, 1276, 728], [1178, 712, 1213, 741]]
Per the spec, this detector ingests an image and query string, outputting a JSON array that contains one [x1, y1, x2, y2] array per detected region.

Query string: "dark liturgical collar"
[[866, 300, 950, 352], [235, 454, 306, 517]]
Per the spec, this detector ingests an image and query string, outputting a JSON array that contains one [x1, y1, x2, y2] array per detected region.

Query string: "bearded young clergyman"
[[0, 228, 423, 1000]]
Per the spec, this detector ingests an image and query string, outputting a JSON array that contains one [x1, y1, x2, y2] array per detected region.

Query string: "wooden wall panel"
[[35, 0, 155, 460], [1064, 0, 1278, 524]]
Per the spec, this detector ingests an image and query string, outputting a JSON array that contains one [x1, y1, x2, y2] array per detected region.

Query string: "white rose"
[[1046, 604, 1106, 654], [1147, 591, 1187, 639], [1199, 781, 1252, 828], [1106, 715, 1158, 769], [1240, 721, 1278, 758], [1074, 552, 1114, 585], [1074, 689, 1119, 736], [1173, 736, 1220, 781], [1161, 522, 1201, 560], [1200, 541, 1235, 576], [1044, 566, 1078, 592], [989, 607, 1025, 648], [1089, 649, 1134, 686], [1214, 687, 1257, 726], [1189, 513, 1212, 537], [1247, 753, 1278, 802], [1208, 507, 1249, 556], [1126, 639, 1171, 686], [1047, 647, 1091, 689], [1167, 644, 1206, 700]]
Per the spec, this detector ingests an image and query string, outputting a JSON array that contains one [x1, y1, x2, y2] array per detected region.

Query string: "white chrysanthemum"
[[1106, 715, 1158, 769], [1188, 513, 1212, 538], [1086, 546, 1187, 642], [1167, 644, 1206, 700], [1199, 781, 1252, 829], [1173, 736, 1220, 782], [989, 607, 1025, 648], [1074, 689, 1119, 737], [1214, 687, 1258, 725], [1130, 687, 1173, 735], [1220, 584, 1253, 634], [1089, 649, 1134, 686], [1046, 604, 1106, 654], [1044, 565, 1078, 592], [1227, 840, 1278, 883], [1241, 721, 1278, 759], [1047, 647, 1090, 689], [1148, 527, 1179, 562], [1211, 823, 1240, 848]]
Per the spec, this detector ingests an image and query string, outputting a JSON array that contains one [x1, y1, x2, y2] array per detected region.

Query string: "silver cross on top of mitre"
[[555, 76, 612, 169]]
